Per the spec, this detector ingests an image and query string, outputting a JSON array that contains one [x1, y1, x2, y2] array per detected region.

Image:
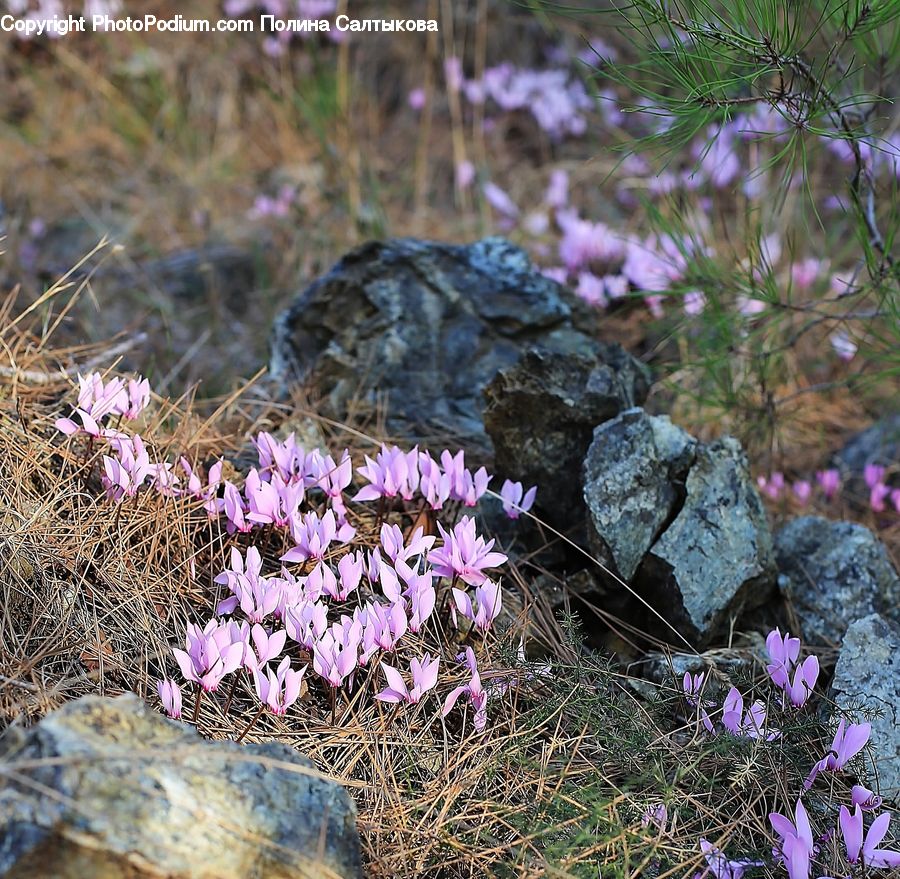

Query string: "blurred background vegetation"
[[0, 0, 897, 491]]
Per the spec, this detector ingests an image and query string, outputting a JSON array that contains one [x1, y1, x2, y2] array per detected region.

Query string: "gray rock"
[[830, 614, 900, 800], [269, 237, 598, 447], [583, 409, 695, 580], [636, 438, 776, 648], [774, 516, 900, 645], [483, 347, 651, 530], [835, 413, 900, 474], [0, 694, 361, 879]]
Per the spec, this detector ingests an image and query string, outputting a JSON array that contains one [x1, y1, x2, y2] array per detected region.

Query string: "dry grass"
[[1, 279, 890, 879]]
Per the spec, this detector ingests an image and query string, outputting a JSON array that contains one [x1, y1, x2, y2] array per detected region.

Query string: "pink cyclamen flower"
[[215, 547, 281, 622], [721, 687, 777, 740], [830, 330, 857, 361], [766, 627, 801, 689], [220, 481, 251, 533], [456, 160, 476, 190], [683, 672, 715, 733], [407, 87, 426, 110], [376, 654, 440, 705], [544, 169, 569, 209], [441, 646, 489, 733], [380, 523, 435, 565], [769, 799, 815, 879], [157, 679, 183, 719], [683, 290, 707, 316], [353, 444, 419, 502], [865, 464, 887, 489], [483, 182, 519, 219], [245, 469, 305, 528], [816, 468, 841, 500], [792, 480, 812, 505], [253, 656, 306, 716], [870, 482, 891, 513], [284, 599, 328, 650], [757, 471, 785, 501], [804, 719, 871, 789], [173, 620, 244, 692], [243, 623, 287, 671], [785, 655, 819, 708], [851, 784, 883, 812], [119, 376, 151, 419], [837, 804, 900, 868], [452, 580, 503, 633], [697, 838, 763, 879], [419, 451, 452, 510], [313, 627, 360, 688], [282, 509, 337, 563], [428, 516, 508, 586], [499, 479, 537, 519], [640, 803, 667, 831]]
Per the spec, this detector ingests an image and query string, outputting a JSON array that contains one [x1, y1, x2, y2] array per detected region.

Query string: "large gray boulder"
[[484, 348, 651, 529], [636, 437, 777, 648], [0, 694, 361, 879], [583, 409, 695, 581], [831, 614, 900, 800], [269, 237, 597, 447], [774, 516, 900, 645]]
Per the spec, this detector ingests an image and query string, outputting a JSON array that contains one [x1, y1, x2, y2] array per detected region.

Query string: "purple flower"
[[313, 625, 360, 688], [408, 87, 426, 110], [215, 547, 280, 622], [865, 464, 887, 489], [243, 623, 287, 671], [353, 444, 419, 502], [157, 679, 183, 719], [766, 627, 801, 689], [380, 523, 435, 565], [282, 510, 337, 564], [769, 799, 815, 879], [697, 838, 763, 879], [640, 803, 667, 831], [284, 599, 328, 650], [334, 551, 364, 601], [483, 182, 519, 219], [792, 480, 812, 505], [456, 160, 476, 190], [253, 656, 306, 716], [173, 619, 244, 692], [830, 330, 857, 362], [785, 655, 819, 708], [376, 654, 440, 705], [499, 479, 537, 519], [838, 804, 900, 868], [721, 687, 778, 740], [683, 290, 707, 316], [441, 647, 489, 732], [805, 719, 871, 789], [757, 471, 785, 501], [870, 482, 891, 513], [419, 452, 452, 510], [102, 434, 156, 501], [428, 516, 508, 586], [220, 481, 251, 533], [544, 169, 569, 209], [245, 469, 305, 528], [816, 468, 841, 500], [452, 580, 503, 633], [682, 672, 715, 733], [851, 784, 883, 812]]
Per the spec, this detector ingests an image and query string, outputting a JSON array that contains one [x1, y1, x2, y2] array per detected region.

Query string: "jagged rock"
[[0, 694, 361, 879], [583, 409, 695, 580], [830, 614, 900, 800], [635, 438, 776, 648], [774, 517, 900, 645], [269, 237, 599, 447], [483, 348, 651, 531]]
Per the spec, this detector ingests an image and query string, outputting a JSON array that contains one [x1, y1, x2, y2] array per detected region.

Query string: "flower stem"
[[192, 686, 203, 724], [236, 705, 265, 744]]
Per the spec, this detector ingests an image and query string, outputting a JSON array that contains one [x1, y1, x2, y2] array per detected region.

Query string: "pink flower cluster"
[[55, 371, 150, 438], [680, 627, 899, 878], [757, 465, 900, 515]]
